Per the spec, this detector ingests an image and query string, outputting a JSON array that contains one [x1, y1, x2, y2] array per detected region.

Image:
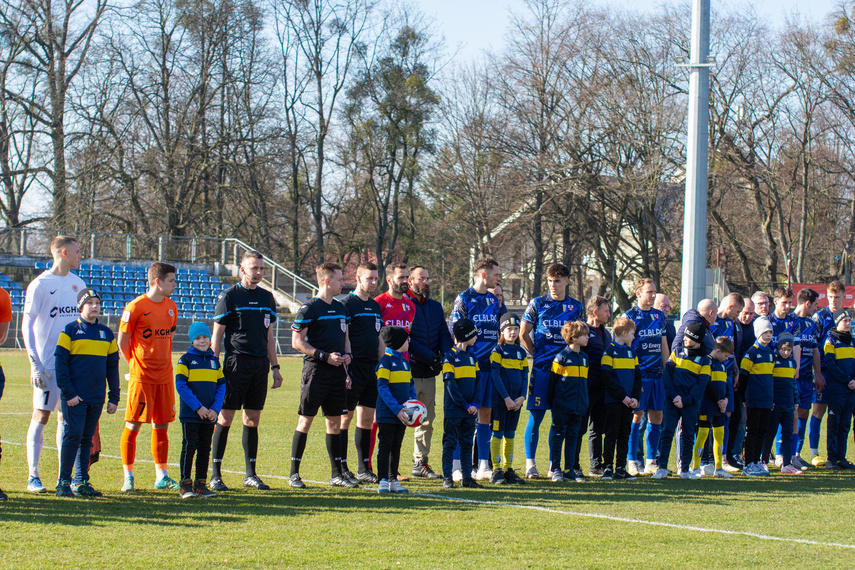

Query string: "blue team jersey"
[[522, 294, 583, 370], [623, 305, 666, 378], [769, 312, 801, 349], [449, 287, 507, 363], [709, 316, 737, 376], [813, 307, 835, 350], [793, 313, 820, 381]]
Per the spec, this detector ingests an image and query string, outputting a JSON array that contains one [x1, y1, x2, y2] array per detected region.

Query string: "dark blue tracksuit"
[[54, 318, 120, 485], [658, 348, 710, 472], [822, 330, 855, 464], [442, 347, 481, 479]]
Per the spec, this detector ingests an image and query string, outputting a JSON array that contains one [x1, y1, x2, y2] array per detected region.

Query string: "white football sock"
[[27, 420, 46, 478]]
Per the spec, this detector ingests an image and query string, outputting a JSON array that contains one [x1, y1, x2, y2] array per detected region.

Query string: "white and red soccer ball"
[[402, 400, 427, 427]]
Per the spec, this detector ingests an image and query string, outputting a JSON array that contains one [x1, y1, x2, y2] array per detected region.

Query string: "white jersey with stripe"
[[23, 271, 86, 373]]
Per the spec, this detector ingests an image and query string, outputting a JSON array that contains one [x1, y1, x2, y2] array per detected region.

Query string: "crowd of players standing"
[[1, 235, 852, 499]]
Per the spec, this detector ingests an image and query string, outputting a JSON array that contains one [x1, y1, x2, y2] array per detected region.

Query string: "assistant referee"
[[210, 251, 283, 491]]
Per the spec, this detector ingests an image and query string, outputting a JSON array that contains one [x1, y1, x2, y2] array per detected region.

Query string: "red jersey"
[[374, 292, 416, 333]]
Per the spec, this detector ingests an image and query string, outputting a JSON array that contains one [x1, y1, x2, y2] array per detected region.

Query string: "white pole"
[[680, 0, 711, 317]]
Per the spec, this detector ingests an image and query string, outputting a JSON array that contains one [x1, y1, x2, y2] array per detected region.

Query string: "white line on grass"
[[4, 437, 854, 551]]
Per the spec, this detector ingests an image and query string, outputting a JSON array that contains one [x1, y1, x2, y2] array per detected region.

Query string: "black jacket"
[[404, 290, 453, 377]]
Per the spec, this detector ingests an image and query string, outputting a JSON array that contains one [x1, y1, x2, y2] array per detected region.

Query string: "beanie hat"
[[453, 318, 478, 343], [499, 313, 521, 332], [753, 316, 773, 337], [685, 321, 706, 344], [77, 288, 101, 312], [777, 332, 795, 347], [188, 321, 212, 342], [379, 326, 408, 351], [834, 308, 851, 326]]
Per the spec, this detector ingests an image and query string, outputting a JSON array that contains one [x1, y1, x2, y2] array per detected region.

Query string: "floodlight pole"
[[679, 0, 711, 318]]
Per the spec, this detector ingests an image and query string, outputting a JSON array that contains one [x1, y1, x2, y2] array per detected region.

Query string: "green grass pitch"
[[1, 349, 854, 568]]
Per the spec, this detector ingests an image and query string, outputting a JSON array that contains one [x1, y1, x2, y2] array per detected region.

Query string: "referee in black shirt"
[[289, 261, 357, 489], [339, 262, 384, 483], [209, 251, 283, 491]]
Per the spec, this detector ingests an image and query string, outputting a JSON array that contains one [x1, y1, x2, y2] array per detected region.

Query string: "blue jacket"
[[490, 343, 528, 403], [600, 341, 641, 405], [54, 318, 120, 405], [376, 348, 417, 423], [404, 290, 453, 378], [700, 358, 728, 417], [739, 342, 775, 409], [546, 348, 589, 415], [664, 347, 711, 408], [772, 353, 798, 408], [822, 331, 855, 397], [672, 309, 714, 356], [583, 324, 612, 393], [443, 347, 481, 418], [175, 347, 226, 423]]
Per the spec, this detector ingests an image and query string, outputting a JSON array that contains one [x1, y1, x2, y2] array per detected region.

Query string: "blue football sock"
[[808, 415, 823, 451], [628, 422, 641, 462], [524, 410, 546, 460], [645, 423, 661, 461], [797, 417, 808, 454], [453, 444, 460, 461], [477, 423, 491, 462], [775, 424, 782, 457]]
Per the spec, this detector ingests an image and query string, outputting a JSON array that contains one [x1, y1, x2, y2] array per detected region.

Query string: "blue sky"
[[413, 0, 844, 62]]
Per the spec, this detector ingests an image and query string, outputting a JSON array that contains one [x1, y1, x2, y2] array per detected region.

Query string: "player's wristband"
[[271, 364, 280, 370], [313, 349, 328, 362]]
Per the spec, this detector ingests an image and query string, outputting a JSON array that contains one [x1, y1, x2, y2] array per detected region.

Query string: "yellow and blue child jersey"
[[490, 343, 528, 401], [547, 347, 589, 414], [522, 294, 583, 370], [822, 331, 855, 396], [739, 342, 775, 409], [175, 347, 225, 423], [376, 348, 416, 423], [54, 318, 120, 405], [622, 305, 667, 379], [699, 358, 728, 416], [449, 287, 506, 364], [772, 353, 798, 408], [443, 347, 481, 417], [664, 348, 710, 408], [600, 341, 641, 405]]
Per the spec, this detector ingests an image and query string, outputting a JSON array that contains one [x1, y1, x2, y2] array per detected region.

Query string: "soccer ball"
[[402, 400, 427, 427]]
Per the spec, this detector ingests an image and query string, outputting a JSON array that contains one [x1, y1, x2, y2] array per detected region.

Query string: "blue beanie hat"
[[189, 321, 212, 343]]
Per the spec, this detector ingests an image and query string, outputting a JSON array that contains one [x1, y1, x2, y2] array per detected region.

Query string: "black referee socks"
[[243, 426, 259, 477], [211, 424, 230, 479]]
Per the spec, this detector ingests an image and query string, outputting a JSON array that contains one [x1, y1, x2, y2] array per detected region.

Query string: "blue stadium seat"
[[34, 262, 46, 269]]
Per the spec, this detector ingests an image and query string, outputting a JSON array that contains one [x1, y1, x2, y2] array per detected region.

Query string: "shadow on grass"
[[2, 470, 853, 526]]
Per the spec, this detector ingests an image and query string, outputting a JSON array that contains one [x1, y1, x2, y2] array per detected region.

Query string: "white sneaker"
[[713, 468, 734, 478], [644, 459, 658, 475], [627, 461, 640, 477], [471, 469, 478, 479], [701, 463, 715, 476], [791, 456, 808, 471], [475, 468, 492, 481], [680, 470, 701, 479], [452, 469, 463, 482], [722, 462, 741, 474], [774, 456, 783, 468], [651, 468, 668, 479], [389, 479, 409, 493]]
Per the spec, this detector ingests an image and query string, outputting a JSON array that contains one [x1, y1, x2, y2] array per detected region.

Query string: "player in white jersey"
[[23, 236, 85, 492]]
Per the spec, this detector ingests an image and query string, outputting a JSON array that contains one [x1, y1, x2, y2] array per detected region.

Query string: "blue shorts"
[[813, 387, 826, 405], [797, 379, 814, 410], [526, 368, 550, 411], [491, 402, 522, 433], [477, 368, 493, 409], [638, 375, 665, 412]]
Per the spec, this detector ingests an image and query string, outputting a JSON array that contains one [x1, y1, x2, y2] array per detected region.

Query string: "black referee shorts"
[[222, 354, 269, 411], [298, 361, 348, 418], [346, 358, 379, 411]]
